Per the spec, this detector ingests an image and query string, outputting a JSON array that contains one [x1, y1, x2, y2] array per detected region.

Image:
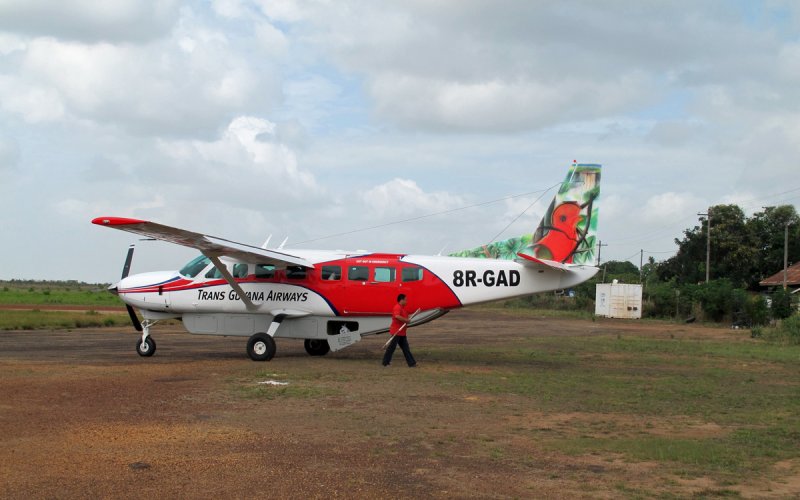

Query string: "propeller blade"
[[126, 305, 143, 332], [119, 244, 142, 331], [121, 244, 135, 279]]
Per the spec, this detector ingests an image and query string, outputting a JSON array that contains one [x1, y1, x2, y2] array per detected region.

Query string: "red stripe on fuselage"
[[119, 254, 461, 316]]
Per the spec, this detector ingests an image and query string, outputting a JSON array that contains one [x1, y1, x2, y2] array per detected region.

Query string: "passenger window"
[[402, 267, 424, 282], [255, 264, 275, 279], [286, 266, 307, 279], [321, 265, 342, 280], [233, 263, 248, 278], [348, 266, 369, 281], [374, 267, 396, 283]]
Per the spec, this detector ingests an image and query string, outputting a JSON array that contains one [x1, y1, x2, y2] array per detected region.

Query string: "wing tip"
[[91, 216, 148, 226]]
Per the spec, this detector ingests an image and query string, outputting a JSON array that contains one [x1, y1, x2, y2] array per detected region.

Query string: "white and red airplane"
[[92, 163, 601, 361]]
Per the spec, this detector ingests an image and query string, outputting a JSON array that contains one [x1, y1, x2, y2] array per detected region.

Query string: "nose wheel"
[[136, 336, 156, 357], [136, 319, 158, 357]]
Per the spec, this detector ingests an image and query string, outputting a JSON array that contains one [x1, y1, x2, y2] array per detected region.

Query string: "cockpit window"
[[179, 255, 211, 278], [205, 266, 223, 279]]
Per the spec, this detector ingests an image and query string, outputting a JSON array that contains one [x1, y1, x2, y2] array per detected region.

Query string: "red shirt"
[[389, 303, 409, 336]]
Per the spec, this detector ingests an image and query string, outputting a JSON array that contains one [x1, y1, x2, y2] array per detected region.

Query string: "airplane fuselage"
[[117, 251, 597, 339]]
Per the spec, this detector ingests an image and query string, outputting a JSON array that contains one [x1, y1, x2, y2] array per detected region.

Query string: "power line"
[[292, 184, 559, 246], [486, 182, 560, 244]]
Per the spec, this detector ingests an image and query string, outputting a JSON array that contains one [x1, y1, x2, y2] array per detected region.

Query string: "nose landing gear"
[[136, 319, 158, 357]]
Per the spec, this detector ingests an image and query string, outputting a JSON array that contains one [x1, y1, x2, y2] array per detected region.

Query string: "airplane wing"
[[92, 217, 314, 269]]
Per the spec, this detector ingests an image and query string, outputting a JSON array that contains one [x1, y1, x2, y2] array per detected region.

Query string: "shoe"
[[408, 363, 417, 368], [382, 363, 390, 367]]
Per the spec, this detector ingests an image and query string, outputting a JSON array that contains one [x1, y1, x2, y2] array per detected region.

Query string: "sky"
[[1, 0, 799, 283]]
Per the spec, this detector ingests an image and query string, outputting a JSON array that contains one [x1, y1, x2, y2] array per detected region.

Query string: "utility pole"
[[698, 208, 711, 283], [596, 240, 608, 267], [640, 249, 644, 284], [784, 222, 791, 290]]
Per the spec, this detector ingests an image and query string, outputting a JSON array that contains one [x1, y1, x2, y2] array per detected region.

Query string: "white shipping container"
[[595, 282, 642, 319]]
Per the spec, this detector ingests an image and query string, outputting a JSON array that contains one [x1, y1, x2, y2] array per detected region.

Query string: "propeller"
[[119, 244, 143, 332]]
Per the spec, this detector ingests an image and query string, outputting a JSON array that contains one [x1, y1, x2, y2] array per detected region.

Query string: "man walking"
[[382, 293, 417, 367]]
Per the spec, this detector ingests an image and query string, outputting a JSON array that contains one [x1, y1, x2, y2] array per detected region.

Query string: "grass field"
[[0, 280, 119, 307], [414, 334, 800, 482], [215, 314, 800, 497], [1, 280, 798, 495], [0, 310, 132, 330], [1, 307, 799, 496]]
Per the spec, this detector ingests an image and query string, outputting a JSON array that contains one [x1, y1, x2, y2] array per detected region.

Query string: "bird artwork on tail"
[[451, 163, 601, 265]]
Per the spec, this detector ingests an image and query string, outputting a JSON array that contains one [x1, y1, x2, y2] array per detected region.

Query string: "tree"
[[657, 222, 706, 285], [709, 205, 758, 287], [748, 205, 800, 288], [658, 204, 763, 288]]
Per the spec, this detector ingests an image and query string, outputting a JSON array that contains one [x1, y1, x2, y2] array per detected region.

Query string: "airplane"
[[92, 163, 601, 361]]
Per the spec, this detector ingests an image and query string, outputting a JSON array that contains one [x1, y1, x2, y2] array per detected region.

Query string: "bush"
[[643, 281, 679, 318], [695, 279, 736, 322], [771, 289, 793, 320], [759, 315, 800, 345], [786, 315, 800, 343], [745, 295, 770, 327]]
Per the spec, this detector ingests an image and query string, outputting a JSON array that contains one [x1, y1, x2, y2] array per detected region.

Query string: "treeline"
[[657, 204, 799, 289], [525, 204, 799, 328]]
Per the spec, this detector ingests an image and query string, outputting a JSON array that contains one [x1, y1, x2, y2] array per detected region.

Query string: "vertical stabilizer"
[[451, 163, 601, 265]]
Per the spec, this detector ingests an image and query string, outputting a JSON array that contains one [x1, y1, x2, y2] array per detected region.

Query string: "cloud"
[[267, 0, 797, 136], [369, 73, 652, 132], [0, 13, 279, 137], [0, 0, 180, 43], [642, 192, 705, 225], [155, 115, 323, 208], [0, 136, 19, 170], [360, 178, 464, 219]]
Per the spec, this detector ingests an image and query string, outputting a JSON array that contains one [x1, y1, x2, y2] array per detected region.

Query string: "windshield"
[[179, 255, 210, 278]]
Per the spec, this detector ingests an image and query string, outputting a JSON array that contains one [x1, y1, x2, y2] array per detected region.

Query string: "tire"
[[304, 339, 330, 356], [136, 336, 156, 357], [247, 333, 276, 361]]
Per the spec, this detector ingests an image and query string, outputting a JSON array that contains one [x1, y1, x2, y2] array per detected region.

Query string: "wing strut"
[[206, 254, 256, 311]]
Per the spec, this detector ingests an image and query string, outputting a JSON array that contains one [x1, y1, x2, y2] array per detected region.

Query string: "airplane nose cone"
[[107, 283, 119, 295]]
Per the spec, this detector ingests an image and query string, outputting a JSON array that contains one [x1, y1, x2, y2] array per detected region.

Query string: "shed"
[[759, 262, 800, 292], [595, 282, 642, 319]]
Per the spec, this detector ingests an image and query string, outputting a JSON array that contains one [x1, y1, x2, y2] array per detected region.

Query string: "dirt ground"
[[0, 310, 797, 499]]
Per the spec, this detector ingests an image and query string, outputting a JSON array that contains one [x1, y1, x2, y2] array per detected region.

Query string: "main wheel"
[[304, 339, 330, 356], [136, 336, 156, 357], [247, 333, 276, 361]]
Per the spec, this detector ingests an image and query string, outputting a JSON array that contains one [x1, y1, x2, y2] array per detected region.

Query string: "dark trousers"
[[382, 335, 416, 366]]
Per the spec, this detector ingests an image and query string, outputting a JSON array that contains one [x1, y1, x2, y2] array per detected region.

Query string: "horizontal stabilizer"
[[515, 252, 571, 272]]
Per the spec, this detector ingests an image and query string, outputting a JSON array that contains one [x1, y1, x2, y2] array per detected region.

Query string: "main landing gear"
[[247, 333, 276, 361], [304, 339, 330, 356], [245, 314, 285, 361]]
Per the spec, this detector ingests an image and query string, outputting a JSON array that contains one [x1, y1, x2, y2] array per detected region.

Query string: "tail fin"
[[450, 163, 601, 265]]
